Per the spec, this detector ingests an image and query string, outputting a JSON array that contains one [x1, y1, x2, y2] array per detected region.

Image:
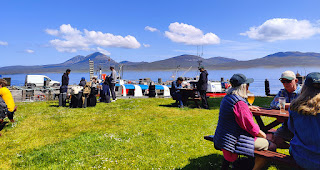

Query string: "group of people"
[[213, 70, 320, 169], [171, 66, 209, 109], [59, 66, 118, 107]]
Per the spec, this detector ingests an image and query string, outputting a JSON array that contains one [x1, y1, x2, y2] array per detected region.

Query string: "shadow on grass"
[[178, 153, 225, 170], [0, 121, 9, 131], [49, 105, 60, 107]]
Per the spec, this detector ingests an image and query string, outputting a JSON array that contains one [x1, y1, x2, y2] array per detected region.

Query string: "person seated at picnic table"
[[288, 72, 320, 169], [100, 77, 111, 103], [87, 77, 98, 107], [269, 70, 301, 149], [171, 77, 186, 108], [79, 77, 86, 87], [213, 73, 276, 170]]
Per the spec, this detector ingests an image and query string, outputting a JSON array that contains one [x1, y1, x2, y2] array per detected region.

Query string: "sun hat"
[[304, 72, 320, 88], [230, 73, 254, 87], [280, 70, 296, 80]]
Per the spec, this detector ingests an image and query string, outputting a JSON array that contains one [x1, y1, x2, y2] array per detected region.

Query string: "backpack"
[[83, 82, 91, 94]]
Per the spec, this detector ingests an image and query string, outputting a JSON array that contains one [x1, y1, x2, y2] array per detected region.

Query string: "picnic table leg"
[[264, 120, 282, 133], [221, 158, 230, 170], [254, 116, 266, 132]]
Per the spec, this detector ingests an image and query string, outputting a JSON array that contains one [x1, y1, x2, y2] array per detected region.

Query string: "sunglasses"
[[280, 79, 292, 83]]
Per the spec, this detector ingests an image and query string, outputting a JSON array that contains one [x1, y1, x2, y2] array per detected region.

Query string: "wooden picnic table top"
[[251, 107, 289, 119]]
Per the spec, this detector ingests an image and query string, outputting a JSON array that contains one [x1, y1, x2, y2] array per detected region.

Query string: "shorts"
[[274, 125, 294, 142], [254, 137, 269, 150]]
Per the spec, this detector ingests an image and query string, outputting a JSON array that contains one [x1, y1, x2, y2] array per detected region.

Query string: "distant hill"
[[124, 55, 238, 70], [1, 51, 320, 74]]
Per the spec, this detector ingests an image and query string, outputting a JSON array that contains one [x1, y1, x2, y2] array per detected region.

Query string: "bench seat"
[[204, 135, 300, 168]]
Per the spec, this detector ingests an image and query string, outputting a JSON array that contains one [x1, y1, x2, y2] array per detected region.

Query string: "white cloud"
[[143, 43, 150, 48], [0, 41, 8, 46], [46, 24, 141, 53], [144, 26, 158, 32], [25, 49, 34, 53], [165, 22, 220, 45], [240, 18, 320, 42], [96, 47, 111, 55]]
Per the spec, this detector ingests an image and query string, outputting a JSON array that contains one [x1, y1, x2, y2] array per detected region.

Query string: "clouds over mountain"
[[0, 41, 8, 46], [165, 22, 220, 45], [241, 18, 320, 42], [45, 24, 141, 53]]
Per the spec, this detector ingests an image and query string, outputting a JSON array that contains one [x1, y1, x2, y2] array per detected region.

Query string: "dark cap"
[[198, 66, 204, 70], [110, 66, 115, 68], [177, 77, 183, 81], [304, 72, 320, 88], [66, 69, 71, 72], [230, 73, 254, 87]]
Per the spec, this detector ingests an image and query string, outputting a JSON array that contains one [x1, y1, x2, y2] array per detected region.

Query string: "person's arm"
[[287, 109, 294, 133], [270, 90, 282, 109], [233, 101, 260, 137]]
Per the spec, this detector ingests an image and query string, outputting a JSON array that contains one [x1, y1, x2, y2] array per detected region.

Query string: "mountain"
[[124, 55, 237, 70], [62, 55, 85, 65], [1, 51, 320, 74], [208, 51, 320, 69]]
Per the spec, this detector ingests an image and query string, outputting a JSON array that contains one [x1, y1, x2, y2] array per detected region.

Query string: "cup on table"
[[247, 93, 255, 106], [279, 97, 286, 114]]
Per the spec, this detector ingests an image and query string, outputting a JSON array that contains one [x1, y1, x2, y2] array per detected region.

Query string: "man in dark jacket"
[[197, 66, 209, 109], [60, 69, 71, 106]]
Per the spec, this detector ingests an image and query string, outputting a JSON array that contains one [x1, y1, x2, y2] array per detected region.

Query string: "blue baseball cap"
[[304, 72, 320, 88], [230, 73, 254, 87]]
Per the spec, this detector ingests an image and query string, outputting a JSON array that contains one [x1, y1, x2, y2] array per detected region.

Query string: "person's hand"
[[249, 105, 260, 111], [285, 103, 290, 110], [257, 130, 267, 139], [14, 106, 18, 112]]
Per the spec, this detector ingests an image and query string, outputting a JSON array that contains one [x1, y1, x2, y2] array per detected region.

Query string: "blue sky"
[[1, 0, 320, 67]]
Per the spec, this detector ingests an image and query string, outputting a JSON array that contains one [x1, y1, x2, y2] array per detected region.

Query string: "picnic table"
[[251, 108, 289, 133], [179, 88, 201, 108]]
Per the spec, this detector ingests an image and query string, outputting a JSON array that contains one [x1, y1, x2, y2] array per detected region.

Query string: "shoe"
[[111, 100, 116, 102], [179, 105, 184, 108]]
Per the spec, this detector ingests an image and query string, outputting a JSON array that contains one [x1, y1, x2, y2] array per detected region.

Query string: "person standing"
[[60, 69, 71, 107], [269, 70, 301, 148], [197, 66, 209, 109], [109, 66, 117, 102]]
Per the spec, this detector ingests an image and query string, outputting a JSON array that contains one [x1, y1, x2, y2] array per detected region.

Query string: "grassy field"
[[0, 97, 289, 169]]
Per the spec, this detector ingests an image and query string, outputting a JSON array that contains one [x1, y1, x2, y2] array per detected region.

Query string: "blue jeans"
[[172, 93, 183, 107]]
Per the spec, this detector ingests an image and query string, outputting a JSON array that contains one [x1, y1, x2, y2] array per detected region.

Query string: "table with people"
[[170, 66, 209, 109], [207, 71, 320, 169]]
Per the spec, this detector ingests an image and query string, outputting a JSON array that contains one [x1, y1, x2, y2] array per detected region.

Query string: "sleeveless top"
[[213, 94, 255, 157]]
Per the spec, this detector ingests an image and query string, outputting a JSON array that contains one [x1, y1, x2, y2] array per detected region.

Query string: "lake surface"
[[2, 66, 319, 96]]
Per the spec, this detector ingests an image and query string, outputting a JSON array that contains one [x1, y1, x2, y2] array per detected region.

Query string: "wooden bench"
[[204, 135, 301, 169]]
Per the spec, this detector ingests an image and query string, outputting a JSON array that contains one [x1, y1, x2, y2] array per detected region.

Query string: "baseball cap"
[[304, 72, 320, 88], [230, 73, 254, 87], [280, 71, 296, 80], [198, 66, 204, 70]]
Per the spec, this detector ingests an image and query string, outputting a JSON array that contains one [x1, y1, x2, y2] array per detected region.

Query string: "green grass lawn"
[[0, 97, 289, 169]]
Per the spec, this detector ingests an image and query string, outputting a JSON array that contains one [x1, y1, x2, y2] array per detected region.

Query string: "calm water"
[[2, 66, 319, 96]]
